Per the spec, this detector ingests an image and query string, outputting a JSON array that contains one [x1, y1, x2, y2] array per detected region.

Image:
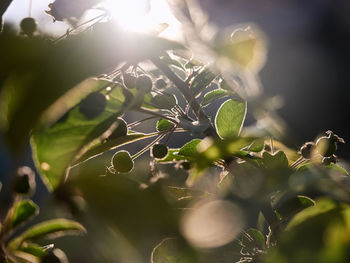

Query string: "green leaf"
[[31, 85, 126, 190], [214, 26, 266, 72], [262, 151, 289, 170], [17, 243, 48, 259], [190, 66, 217, 96], [327, 163, 349, 176], [157, 149, 188, 163], [286, 198, 336, 231], [215, 99, 247, 139], [178, 139, 201, 158], [10, 200, 39, 229], [157, 118, 176, 132], [9, 219, 86, 249], [274, 194, 315, 220], [246, 228, 265, 249], [161, 54, 185, 70], [201, 89, 229, 107], [246, 138, 265, 152], [151, 238, 197, 263], [150, 93, 177, 109]]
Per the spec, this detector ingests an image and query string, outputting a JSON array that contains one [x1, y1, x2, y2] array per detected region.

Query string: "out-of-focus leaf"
[[17, 243, 47, 259], [31, 84, 126, 190], [262, 151, 289, 171], [267, 199, 350, 263], [41, 78, 114, 125], [246, 138, 265, 152], [9, 200, 39, 229], [11, 251, 40, 263], [151, 238, 197, 263], [196, 137, 255, 170], [46, 0, 102, 21], [71, 173, 180, 253], [286, 198, 336, 231], [178, 139, 201, 159], [215, 25, 267, 72], [246, 228, 265, 249], [190, 66, 217, 96], [201, 89, 229, 107], [274, 194, 315, 221], [9, 219, 86, 249], [167, 186, 210, 201], [215, 99, 247, 139], [0, 26, 182, 153], [161, 53, 185, 70], [186, 137, 255, 185], [326, 163, 349, 176], [157, 118, 176, 132], [157, 149, 188, 163]]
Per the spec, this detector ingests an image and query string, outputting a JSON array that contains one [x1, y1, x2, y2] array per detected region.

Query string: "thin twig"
[[131, 133, 167, 160], [137, 107, 179, 125], [151, 56, 218, 138], [127, 116, 158, 129]]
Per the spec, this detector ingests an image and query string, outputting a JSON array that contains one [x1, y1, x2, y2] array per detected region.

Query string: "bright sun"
[[101, 0, 181, 39]]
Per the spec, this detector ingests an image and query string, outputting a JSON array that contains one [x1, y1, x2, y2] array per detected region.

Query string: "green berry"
[[13, 166, 36, 195], [109, 118, 128, 140], [123, 73, 136, 89], [181, 162, 192, 170], [316, 136, 337, 157], [79, 92, 106, 119], [20, 17, 37, 36], [155, 78, 167, 89], [136, 75, 153, 93], [112, 151, 134, 173], [300, 142, 315, 159], [152, 144, 168, 159]]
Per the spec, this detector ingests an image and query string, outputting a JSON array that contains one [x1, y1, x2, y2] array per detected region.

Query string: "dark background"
[[199, 0, 350, 159]]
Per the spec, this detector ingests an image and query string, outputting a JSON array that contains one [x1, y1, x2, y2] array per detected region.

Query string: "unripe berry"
[[112, 151, 134, 173], [20, 17, 37, 36], [151, 144, 168, 159], [79, 92, 106, 119], [316, 136, 337, 157], [109, 118, 127, 140], [300, 142, 315, 159], [136, 75, 153, 93], [13, 166, 36, 195], [181, 162, 192, 170], [155, 78, 167, 89], [123, 73, 136, 89]]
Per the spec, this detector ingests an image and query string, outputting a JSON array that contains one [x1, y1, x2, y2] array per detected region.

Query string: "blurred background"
[[1, 0, 350, 261], [2, 0, 349, 160]]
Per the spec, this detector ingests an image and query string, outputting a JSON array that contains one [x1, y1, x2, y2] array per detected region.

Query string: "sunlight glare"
[[102, 0, 181, 39]]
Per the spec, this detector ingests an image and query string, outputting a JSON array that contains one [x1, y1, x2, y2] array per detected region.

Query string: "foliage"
[[0, 1, 349, 263]]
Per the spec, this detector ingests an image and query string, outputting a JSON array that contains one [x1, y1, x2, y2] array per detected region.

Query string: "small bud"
[[300, 142, 315, 159]]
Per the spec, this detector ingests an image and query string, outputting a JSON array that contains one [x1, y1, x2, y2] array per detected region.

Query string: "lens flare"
[[102, 0, 181, 39], [181, 200, 245, 248]]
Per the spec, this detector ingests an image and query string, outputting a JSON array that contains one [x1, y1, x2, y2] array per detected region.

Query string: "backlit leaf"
[[215, 99, 247, 139]]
